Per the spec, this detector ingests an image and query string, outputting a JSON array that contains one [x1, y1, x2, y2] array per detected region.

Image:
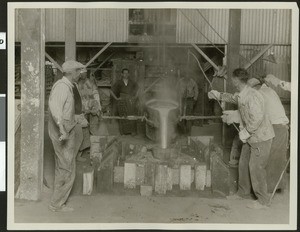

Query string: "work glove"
[[264, 74, 281, 87], [208, 90, 221, 100], [221, 110, 242, 125], [239, 128, 251, 143], [279, 81, 291, 92]]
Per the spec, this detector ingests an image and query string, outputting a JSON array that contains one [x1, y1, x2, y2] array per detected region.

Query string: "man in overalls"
[[48, 60, 85, 212]]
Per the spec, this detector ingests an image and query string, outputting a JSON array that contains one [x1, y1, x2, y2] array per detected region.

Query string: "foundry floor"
[[14, 121, 292, 228], [14, 185, 290, 225]]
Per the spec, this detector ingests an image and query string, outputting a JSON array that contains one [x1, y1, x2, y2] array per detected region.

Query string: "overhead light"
[[263, 52, 277, 64]]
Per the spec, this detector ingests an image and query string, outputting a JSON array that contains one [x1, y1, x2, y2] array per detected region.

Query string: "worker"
[[264, 74, 291, 92], [248, 77, 289, 193], [209, 68, 275, 209], [77, 69, 102, 156], [177, 71, 199, 134], [48, 60, 85, 212], [111, 68, 139, 135], [210, 76, 290, 193], [73, 79, 88, 162]]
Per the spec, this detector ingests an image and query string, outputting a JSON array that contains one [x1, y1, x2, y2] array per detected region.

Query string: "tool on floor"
[[268, 156, 290, 205]]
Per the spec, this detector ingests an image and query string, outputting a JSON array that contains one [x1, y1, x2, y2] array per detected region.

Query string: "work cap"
[[62, 60, 85, 72], [247, 78, 261, 87]]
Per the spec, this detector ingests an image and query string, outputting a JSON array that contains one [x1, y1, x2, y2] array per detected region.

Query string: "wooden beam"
[[65, 9, 76, 61], [16, 9, 45, 201], [45, 52, 63, 73], [191, 43, 219, 70], [243, 44, 273, 70], [85, 42, 112, 67], [91, 52, 115, 75]]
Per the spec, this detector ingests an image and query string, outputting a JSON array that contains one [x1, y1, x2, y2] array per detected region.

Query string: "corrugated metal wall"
[[240, 9, 291, 45], [240, 45, 291, 99], [15, 8, 128, 42], [45, 9, 65, 42], [76, 9, 128, 42], [15, 8, 291, 45], [176, 9, 291, 45], [15, 9, 65, 42], [176, 9, 229, 44]]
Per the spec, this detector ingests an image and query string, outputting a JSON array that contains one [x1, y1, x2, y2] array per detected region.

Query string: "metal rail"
[[100, 115, 145, 120], [179, 115, 221, 121]]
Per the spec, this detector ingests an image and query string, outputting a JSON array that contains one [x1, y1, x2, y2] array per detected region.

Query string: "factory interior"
[[13, 8, 292, 225]]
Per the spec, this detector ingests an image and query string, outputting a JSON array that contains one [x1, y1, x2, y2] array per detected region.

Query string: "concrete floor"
[[14, 121, 291, 227], [15, 186, 289, 225]]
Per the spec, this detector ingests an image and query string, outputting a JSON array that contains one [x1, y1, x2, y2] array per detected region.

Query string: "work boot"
[[246, 200, 269, 210], [48, 204, 74, 212]]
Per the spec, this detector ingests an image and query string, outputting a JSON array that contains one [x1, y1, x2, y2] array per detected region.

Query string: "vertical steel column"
[[227, 9, 241, 94], [223, 9, 241, 152], [65, 9, 76, 61], [17, 9, 45, 200]]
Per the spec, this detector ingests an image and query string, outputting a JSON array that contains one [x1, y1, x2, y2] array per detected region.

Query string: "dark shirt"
[[112, 79, 138, 98]]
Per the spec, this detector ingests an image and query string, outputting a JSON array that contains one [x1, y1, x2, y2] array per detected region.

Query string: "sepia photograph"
[[7, 2, 298, 230]]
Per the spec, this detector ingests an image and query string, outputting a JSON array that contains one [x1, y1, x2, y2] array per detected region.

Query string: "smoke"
[[155, 70, 179, 102], [129, 9, 182, 148]]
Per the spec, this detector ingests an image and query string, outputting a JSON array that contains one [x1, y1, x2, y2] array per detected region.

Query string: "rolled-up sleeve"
[[49, 84, 69, 126], [244, 94, 264, 134]]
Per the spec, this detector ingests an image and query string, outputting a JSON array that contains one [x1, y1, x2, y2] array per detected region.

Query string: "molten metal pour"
[[146, 99, 178, 149]]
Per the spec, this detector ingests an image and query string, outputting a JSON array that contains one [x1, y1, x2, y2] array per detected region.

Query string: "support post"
[[227, 9, 241, 94], [65, 9, 76, 61], [223, 9, 241, 151], [17, 9, 45, 200]]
